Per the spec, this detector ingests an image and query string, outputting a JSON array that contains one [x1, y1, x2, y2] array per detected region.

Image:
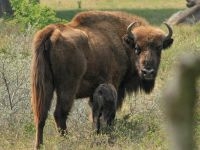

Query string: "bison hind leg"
[[54, 85, 77, 136], [35, 82, 54, 149]]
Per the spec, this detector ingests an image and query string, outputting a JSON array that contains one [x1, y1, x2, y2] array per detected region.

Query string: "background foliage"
[[10, 0, 64, 28]]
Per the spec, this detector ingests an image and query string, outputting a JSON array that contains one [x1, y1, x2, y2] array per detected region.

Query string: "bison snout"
[[141, 68, 155, 80]]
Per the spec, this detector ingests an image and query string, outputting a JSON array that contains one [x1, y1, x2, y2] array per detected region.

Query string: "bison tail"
[[31, 25, 56, 125]]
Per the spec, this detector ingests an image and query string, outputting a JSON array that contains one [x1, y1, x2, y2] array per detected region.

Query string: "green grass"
[[41, 0, 185, 25], [0, 0, 200, 149], [56, 8, 181, 25], [41, 0, 185, 10]]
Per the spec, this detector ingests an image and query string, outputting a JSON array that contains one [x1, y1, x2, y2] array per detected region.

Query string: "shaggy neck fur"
[[123, 70, 155, 94], [117, 70, 155, 108], [117, 46, 155, 108]]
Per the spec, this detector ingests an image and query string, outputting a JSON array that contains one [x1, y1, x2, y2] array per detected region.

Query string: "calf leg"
[[96, 112, 102, 134], [107, 112, 116, 126], [92, 104, 102, 134]]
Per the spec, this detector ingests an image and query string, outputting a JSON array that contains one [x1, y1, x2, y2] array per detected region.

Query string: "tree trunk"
[[163, 54, 200, 150], [0, 0, 13, 17]]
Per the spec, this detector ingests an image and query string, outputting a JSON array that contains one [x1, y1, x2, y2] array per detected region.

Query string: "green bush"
[[10, 0, 65, 28]]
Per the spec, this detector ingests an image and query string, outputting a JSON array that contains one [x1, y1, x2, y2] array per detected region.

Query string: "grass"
[[41, 0, 185, 10], [0, 0, 200, 149], [41, 0, 185, 25]]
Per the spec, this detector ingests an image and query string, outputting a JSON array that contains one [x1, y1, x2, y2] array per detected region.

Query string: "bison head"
[[123, 22, 173, 81]]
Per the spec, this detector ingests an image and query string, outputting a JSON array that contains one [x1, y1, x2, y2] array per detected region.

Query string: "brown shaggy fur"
[[31, 11, 173, 148], [92, 83, 117, 134]]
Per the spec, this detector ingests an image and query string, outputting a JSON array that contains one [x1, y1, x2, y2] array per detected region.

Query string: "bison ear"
[[122, 34, 135, 49], [163, 38, 173, 50]]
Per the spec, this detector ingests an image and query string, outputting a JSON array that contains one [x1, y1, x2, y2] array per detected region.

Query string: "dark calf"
[[92, 83, 117, 133]]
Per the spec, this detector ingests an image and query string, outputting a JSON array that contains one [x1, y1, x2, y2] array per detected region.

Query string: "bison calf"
[[92, 83, 117, 133]]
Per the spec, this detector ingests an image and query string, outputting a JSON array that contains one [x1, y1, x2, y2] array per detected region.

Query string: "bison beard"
[[31, 11, 173, 148]]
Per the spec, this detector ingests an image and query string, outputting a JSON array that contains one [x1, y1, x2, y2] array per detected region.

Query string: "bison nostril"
[[142, 68, 155, 75], [141, 69, 147, 75], [149, 69, 155, 75]]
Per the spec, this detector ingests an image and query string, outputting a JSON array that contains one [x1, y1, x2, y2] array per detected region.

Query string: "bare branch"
[[0, 63, 13, 110]]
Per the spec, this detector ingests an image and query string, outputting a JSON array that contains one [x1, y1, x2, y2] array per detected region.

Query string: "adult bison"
[[31, 11, 173, 148]]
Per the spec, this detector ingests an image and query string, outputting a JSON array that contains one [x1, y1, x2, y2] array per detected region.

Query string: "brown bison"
[[31, 11, 173, 148], [92, 83, 117, 133]]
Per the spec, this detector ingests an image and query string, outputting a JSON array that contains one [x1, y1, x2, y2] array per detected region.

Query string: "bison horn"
[[127, 22, 138, 39], [164, 23, 173, 40]]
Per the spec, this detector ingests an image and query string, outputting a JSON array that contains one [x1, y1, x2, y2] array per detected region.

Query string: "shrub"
[[10, 0, 65, 28], [0, 25, 32, 129]]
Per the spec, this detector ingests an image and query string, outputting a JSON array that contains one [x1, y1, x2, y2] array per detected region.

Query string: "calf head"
[[123, 22, 173, 81]]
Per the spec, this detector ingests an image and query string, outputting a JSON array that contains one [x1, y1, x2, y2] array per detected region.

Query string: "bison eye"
[[156, 45, 163, 51], [135, 44, 141, 55]]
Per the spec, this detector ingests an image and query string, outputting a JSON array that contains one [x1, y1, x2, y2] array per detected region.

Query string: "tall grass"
[[0, 0, 200, 149]]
